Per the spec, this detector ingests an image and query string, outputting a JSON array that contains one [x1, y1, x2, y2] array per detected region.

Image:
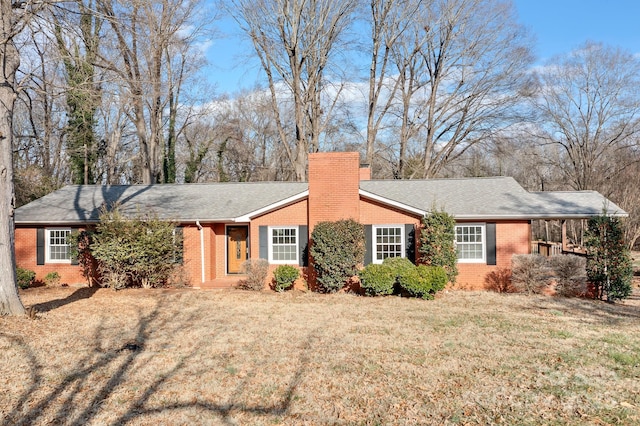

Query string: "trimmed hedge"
[[397, 265, 447, 299], [359, 257, 447, 299], [358, 264, 395, 296], [310, 219, 365, 293]]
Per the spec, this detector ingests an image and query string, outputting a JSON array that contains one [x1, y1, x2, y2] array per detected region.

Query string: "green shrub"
[[44, 271, 61, 287], [382, 257, 415, 277], [511, 254, 550, 295], [310, 219, 365, 293], [397, 265, 447, 299], [16, 268, 36, 290], [240, 259, 269, 291], [585, 214, 633, 301], [273, 265, 299, 292], [358, 263, 395, 296], [90, 205, 183, 288], [549, 255, 587, 297], [419, 209, 458, 283]]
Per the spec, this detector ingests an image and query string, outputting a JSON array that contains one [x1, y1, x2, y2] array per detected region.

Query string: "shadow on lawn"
[[30, 286, 100, 313], [1, 294, 314, 426], [537, 292, 640, 325]]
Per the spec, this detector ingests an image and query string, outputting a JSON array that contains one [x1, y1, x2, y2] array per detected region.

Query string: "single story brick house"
[[14, 152, 626, 290]]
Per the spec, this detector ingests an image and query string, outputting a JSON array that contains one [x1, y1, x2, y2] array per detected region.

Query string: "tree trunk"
[[0, 0, 26, 315]]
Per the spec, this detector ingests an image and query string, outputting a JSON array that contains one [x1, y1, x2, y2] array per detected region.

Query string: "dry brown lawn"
[[1, 286, 639, 426]]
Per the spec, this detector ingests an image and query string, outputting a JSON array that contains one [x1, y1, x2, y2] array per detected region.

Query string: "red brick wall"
[[182, 225, 202, 286], [15, 227, 88, 285], [456, 220, 531, 290], [308, 152, 360, 229], [247, 199, 309, 288], [212, 223, 226, 279], [360, 198, 421, 226]]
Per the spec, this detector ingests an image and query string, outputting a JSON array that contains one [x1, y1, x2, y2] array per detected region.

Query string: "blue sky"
[[513, 0, 640, 61], [209, 1, 640, 95]]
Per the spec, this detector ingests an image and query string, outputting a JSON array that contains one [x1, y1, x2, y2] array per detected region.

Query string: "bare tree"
[[364, 0, 420, 170], [96, 0, 210, 184], [386, 0, 533, 179], [532, 42, 640, 191], [1, 0, 35, 315], [13, 16, 69, 201], [229, 0, 357, 181]]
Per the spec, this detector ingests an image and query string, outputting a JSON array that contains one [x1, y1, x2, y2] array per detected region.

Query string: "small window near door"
[[269, 226, 298, 264]]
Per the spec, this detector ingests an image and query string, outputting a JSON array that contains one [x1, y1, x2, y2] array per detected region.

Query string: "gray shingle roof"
[[15, 177, 626, 225], [15, 182, 308, 224], [360, 177, 626, 219]]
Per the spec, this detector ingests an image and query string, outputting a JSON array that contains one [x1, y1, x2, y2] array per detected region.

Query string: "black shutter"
[[37, 228, 45, 265], [405, 224, 416, 264], [486, 223, 497, 265], [298, 225, 308, 267], [364, 225, 373, 265], [259, 226, 268, 260], [175, 226, 184, 264], [70, 228, 79, 265]]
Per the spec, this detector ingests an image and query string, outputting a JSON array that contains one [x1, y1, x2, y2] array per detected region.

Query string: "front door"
[[227, 226, 249, 274]]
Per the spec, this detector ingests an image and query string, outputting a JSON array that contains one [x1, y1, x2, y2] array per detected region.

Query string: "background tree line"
[[6, 0, 640, 250]]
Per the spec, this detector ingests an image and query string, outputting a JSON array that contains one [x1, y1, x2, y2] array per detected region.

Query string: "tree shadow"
[[1, 294, 318, 426], [30, 286, 100, 314], [530, 292, 640, 326]]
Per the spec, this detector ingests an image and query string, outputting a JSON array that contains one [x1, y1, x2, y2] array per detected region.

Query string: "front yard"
[[1, 287, 639, 425]]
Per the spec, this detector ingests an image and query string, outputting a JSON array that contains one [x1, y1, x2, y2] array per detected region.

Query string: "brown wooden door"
[[227, 226, 248, 274]]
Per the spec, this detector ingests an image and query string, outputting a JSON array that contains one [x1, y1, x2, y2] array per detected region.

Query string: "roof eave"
[[235, 190, 309, 222], [454, 212, 629, 220], [359, 189, 427, 217]]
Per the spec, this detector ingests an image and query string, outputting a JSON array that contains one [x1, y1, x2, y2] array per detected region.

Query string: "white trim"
[[371, 224, 405, 264], [45, 228, 72, 264], [455, 223, 486, 263], [196, 221, 205, 283], [235, 190, 309, 222], [268, 226, 299, 264], [359, 190, 426, 217]]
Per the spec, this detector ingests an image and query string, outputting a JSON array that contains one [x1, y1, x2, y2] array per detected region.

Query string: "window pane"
[[375, 226, 403, 262], [271, 227, 297, 262], [48, 229, 71, 261], [455, 225, 484, 260]]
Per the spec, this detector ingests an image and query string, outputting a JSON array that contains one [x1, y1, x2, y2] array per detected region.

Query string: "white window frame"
[[455, 223, 486, 263], [45, 228, 72, 264], [372, 225, 405, 264], [268, 226, 298, 264]]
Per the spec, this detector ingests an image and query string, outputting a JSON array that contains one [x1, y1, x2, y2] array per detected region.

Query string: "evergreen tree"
[[585, 213, 633, 301], [419, 209, 458, 284]]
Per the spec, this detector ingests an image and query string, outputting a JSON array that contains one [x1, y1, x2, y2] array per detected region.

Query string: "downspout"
[[196, 220, 205, 284]]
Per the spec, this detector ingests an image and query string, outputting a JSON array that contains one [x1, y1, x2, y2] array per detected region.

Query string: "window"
[[269, 227, 298, 263], [455, 224, 485, 263], [373, 225, 404, 264], [46, 228, 72, 263]]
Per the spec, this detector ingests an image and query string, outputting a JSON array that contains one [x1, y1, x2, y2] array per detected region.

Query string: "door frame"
[[226, 225, 249, 274]]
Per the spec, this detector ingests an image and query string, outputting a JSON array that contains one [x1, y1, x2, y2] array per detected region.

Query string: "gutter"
[[196, 220, 205, 284]]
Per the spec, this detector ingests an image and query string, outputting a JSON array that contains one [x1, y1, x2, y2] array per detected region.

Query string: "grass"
[[1, 287, 639, 425]]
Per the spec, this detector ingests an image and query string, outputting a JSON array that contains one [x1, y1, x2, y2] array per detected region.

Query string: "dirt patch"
[[1, 287, 639, 425]]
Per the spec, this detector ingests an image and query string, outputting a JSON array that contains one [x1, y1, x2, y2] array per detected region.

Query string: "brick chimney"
[[308, 152, 361, 229], [359, 164, 371, 181]]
